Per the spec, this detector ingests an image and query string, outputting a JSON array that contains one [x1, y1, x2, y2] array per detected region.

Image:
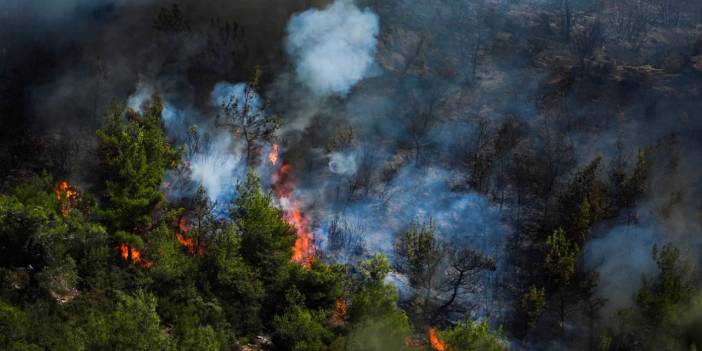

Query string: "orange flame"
[[53, 180, 80, 216], [176, 233, 195, 254], [268, 143, 279, 165], [429, 327, 446, 351], [175, 217, 206, 256], [336, 299, 347, 317], [120, 242, 129, 260], [273, 163, 315, 268], [328, 298, 347, 327], [119, 242, 153, 268], [288, 206, 314, 267]]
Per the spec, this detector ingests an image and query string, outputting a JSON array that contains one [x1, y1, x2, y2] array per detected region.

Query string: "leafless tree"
[[394, 222, 495, 326], [430, 247, 496, 323], [216, 69, 279, 167], [606, 0, 656, 49], [572, 20, 605, 74], [562, 0, 573, 42]]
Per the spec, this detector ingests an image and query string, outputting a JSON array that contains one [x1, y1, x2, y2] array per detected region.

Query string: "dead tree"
[[216, 69, 279, 167]]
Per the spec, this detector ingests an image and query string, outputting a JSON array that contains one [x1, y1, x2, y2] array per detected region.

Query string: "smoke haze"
[[3, 0, 702, 348]]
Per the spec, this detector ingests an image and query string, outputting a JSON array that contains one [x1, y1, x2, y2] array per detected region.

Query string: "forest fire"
[[53, 180, 80, 216], [428, 327, 446, 351], [288, 206, 314, 267], [119, 243, 153, 268], [175, 217, 206, 256], [336, 299, 347, 316], [175, 233, 196, 254], [268, 143, 279, 165], [273, 162, 315, 267], [328, 298, 347, 326]]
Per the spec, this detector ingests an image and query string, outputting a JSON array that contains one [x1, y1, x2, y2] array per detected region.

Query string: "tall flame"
[[336, 298, 347, 317], [119, 242, 153, 268], [288, 206, 314, 267], [328, 298, 348, 327], [273, 162, 315, 267], [120, 242, 129, 260], [175, 233, 197, 254], [175, 217, 206, 257], [268, 143, 279, 165], [428, 327, 446, 351], [53, 180, 80, 217]]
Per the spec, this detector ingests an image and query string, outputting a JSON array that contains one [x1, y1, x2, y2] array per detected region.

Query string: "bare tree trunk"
[[471, 29, 482, 81], [563, 0, 572, 42], [560, 290, 566, 332]]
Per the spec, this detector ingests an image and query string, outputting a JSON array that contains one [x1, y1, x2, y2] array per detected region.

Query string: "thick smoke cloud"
[[5, 0, 702, 345], [188, 131, 244, 208], [188, 82, 263, 207], [0, 0, 120, 33], [304, 162, 507, 261], [285, 0, 379, 96], [328, 151, 359, 175], [127, 80, 262, 212], [583, 219, 659, 314], [584, 146, 702, 316], [170, 82, 265, 211], [211, 82, 262, 112]]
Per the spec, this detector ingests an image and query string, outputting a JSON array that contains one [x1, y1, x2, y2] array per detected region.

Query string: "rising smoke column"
[[285, 0, 379, 96], [184, 82, 265, 209], [583, 148, 702, 316], [265, 0, 382, 266], [583, 219, 659, 314], [127, 81, 260, 213]]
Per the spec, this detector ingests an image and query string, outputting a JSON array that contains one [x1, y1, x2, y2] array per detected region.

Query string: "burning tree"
[[273, 162, 316, 267], [97, 94, 178, 267], [0, 175, 109, 305], [428, 326, 446, 350], [97, 95, 178, 232], [230, 172, 296, 278], [53, 180, 80, 217]]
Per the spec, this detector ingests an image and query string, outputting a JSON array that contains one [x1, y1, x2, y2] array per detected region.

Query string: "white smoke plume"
[[583, 219, 659, 315], [211, 82, 262, 112], [127, 81, 154, 113], [127, 81, 264, 213], [183, 81, 264, 209], [328, 151, 359, 175], [188, 131, 245, 207], [285, 0, 379, 96], [127, 82, 186, 133], [312, 165, 507, 259], [584, 147, 702, 317]]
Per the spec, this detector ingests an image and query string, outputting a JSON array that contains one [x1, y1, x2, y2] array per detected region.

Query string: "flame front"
[[119, 242, 153, 268], [429, 327, 446, 351], [54, 180, 80, 217], [336, 299, 346, 317], [175, 217, 206, 256], [175, 233, 196, 254], [268, 143, 279, 165], [288, 206, 314, 267], [120, 242, 129, 260], [273, 163, 315, 267]]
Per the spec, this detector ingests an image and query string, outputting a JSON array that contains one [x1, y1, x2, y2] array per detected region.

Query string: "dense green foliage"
[[441, 319, 506, 351], [96, 96, 178, 233]]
